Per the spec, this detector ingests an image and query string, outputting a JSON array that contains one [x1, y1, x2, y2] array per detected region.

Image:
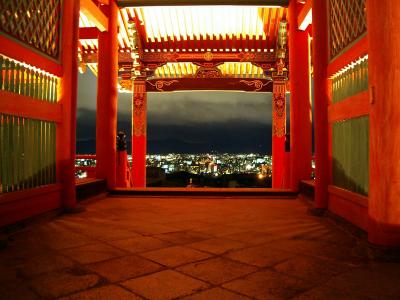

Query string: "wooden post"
[[367, 0, 400, 246], [57, 0, 80, 209], [272, 76, 287, 189], [132, 78, 147, 187], [312, 0, 329, 209], [96, 0, 118, 189], [289, 0, 312, 191]]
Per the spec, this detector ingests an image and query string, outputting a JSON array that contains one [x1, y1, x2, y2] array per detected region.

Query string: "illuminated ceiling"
[[126, 6, 286, 52], [78, 4, 287, 83], [154, 62, 266, 78]]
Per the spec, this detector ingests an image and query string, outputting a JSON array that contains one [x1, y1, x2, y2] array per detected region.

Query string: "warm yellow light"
[[258, 174, 264, 179], [299, 8, 312, 31], [139, 6, 266, 42]]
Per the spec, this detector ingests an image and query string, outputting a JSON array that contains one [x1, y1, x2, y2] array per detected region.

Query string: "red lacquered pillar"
[[96, 1, 118, 190], [312, 0, 329, 209], [132, 78, 147, 187], [57, 0, 79, 209], [272, 79, 286, 189], [367, 0, 400, 246], [289, 0, 312, 191]]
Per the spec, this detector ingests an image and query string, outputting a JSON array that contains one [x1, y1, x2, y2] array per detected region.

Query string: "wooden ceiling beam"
[[146, 77, 273, 92], [80, 0, 108, 32], [298, 0, 312, 30], [79, 27, 101, 39]]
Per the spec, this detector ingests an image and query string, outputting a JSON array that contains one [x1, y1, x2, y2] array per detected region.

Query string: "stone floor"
[[1, 196, 400, 300]]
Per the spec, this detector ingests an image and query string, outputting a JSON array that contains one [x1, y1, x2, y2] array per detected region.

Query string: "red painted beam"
[[0, 35, 62, 77], [146, 78, 273, 92], [0, 90, 62, 122], [79, 27, 100, 39], [328, 91, 370, 123]]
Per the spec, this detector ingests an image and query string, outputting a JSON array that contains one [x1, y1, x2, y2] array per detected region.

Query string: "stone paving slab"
[[87, 255, 164, 282], [0, 196, 399, 299], [122, 270, 209, 300], [140, 245, 212, 267], [177, 257, 257, 285]]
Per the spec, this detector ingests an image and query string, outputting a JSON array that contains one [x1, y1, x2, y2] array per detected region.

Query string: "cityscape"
[[76, 153, 273, 187], [76, 153, 272, 178]]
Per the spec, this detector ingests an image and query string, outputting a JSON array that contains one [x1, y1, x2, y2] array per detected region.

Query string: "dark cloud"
[[77, 71, 288, 154]]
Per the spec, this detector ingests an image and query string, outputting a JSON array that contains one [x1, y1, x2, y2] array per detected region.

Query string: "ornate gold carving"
[[272, 82, 286, 137], [239, 80, 270, 91], [133, 81, 146, 137], [147, 80, 179, 91], [120, 79, 132, 92], [195, 67, 222, 78], [204, 51, 213, 61]]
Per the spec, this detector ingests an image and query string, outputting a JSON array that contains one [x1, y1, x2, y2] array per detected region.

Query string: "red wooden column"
[[57, 0, 79, 209], [272, 60, 287, 189], [132, 78, 147, 187], [312, 0, 329, 209], [96, 1, 118, 189], [367, 0, 400, 246], [288, 0, 312, 191]]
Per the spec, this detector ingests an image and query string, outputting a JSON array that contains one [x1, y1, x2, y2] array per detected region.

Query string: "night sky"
[[77, 71, 290, 155]]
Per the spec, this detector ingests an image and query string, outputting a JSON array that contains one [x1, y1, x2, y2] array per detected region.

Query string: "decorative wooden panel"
[[0, 114, 56, 193], [332, 116, 369, 196], [329, 0, 367, 59], [0, 0, 61, 59], [0, 55, 59, 102]]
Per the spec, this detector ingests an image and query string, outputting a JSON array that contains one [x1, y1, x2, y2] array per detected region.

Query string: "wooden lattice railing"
[[330, 55, 368, 104], [329, 0, 367, 59], [0, 114, 57, 193], [0, 0, 61, 59], [0, 55, 59, 102]]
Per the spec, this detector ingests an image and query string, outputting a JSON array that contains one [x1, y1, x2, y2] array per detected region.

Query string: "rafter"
[[80, 0, 108, 32]]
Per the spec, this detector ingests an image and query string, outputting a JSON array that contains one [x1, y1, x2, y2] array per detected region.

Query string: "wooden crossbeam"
[[298, 0, 312, 30], [80, 0, 108, 32], [79, 27, 101, 39]]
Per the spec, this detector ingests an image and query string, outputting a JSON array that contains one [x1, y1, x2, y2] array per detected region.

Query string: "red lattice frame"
[[329, 0, 367, 59], [0, 0, 61, 59]]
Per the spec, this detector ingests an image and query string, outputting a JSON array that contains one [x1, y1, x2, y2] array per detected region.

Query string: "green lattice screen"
[[0, 114, 56, 193], [332, 116, 369, 195], [0, 0, 61, 59], [329, 0, 367, 59]]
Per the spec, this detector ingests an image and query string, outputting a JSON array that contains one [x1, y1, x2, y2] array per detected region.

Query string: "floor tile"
[[109, 236, 171, 253], [58, 285, 142, 300], [122, 270, 209, 300], [154, 231, 211, 245], [87, 255, 163, 282], [273, 255, 350, 284], [188, 238, 246, 254], [226, 244, 294, 267], [292, 285, 371, 300], [181, 287, 252, 300], [177, 257, 257, 285], [141, 246, 211, 267], [61, 243, 128, 264], [28, 267, 102, 299], [223, 270, 314, 299]]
